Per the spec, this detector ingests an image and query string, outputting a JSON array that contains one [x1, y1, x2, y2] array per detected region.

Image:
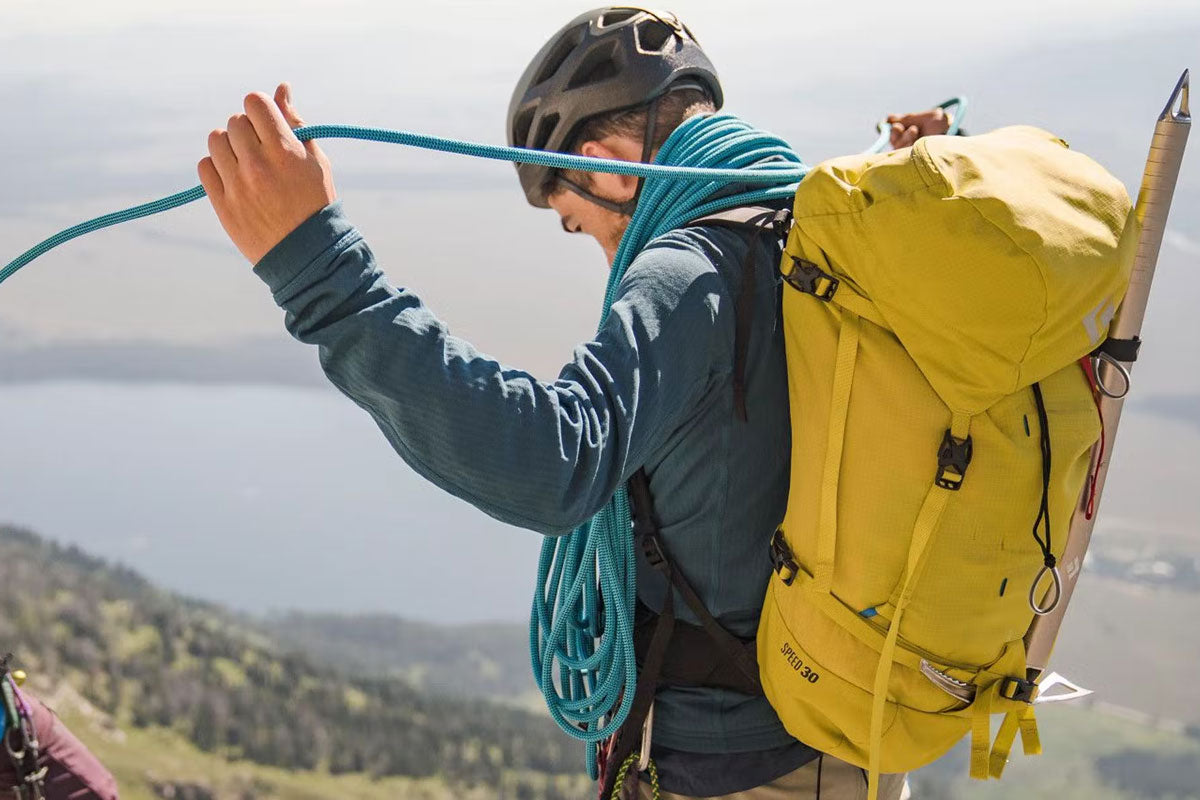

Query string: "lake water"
[[2, 381, 1197, 626], [0, 381, 543, 622]]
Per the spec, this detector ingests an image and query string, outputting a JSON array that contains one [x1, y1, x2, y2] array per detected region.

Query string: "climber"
[[197, 7, 951, 799]]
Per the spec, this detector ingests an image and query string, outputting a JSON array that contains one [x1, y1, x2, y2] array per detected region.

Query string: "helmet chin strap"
[[556, 176, 640, 216], [558, 94, 662, 218]]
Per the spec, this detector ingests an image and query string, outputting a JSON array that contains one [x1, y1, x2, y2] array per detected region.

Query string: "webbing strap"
[[968, 682, 1041, 780], [815, 312, 861, 592], [629, 471, 762, 693], [599, 576, 674, 799], [866, 485, 952, 799], [970, 683, 995, 780], [828, 280, 890, 331], [866, 411, 971, 800], [988, 703, 1041, 778]]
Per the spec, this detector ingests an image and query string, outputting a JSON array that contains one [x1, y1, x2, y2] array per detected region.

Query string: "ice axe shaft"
[[1025, 69, 1191, 672]]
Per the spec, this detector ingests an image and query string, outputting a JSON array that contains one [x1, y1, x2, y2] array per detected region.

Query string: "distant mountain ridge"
[[0, 338, 325, 387], [2, 338, 1195, 434], [259, 611, 537, 709]]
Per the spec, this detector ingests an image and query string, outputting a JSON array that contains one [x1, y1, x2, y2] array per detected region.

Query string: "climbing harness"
[[1, 655, 47, 800], [0, 100, 963, 782]]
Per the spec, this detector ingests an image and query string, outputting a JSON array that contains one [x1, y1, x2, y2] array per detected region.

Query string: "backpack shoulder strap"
[[684, 206, 792, 420], [686, 205, 788, 231]]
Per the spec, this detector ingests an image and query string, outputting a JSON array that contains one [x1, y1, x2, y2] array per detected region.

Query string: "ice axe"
[[1025, 69, 1191, 675]]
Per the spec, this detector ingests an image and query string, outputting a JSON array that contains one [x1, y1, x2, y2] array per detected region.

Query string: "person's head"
[[507, 7, 722, 265]]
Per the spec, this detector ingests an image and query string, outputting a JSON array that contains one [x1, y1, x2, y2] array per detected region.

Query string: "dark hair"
[[545, 85, 716, 199]]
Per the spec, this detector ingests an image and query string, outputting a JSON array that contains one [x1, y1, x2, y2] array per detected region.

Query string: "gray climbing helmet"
[[507, 7, 724, 208]]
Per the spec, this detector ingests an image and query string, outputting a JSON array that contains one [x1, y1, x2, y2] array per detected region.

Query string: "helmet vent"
[[598, 8, 639, 27], [635, 20, 675, 53], [532, 113, 560, 151], [567, 41, 620, 89], [512, 107, 536, 148], [534, 24, 586, 86]]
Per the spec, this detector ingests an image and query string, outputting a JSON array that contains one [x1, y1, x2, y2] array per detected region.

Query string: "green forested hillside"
[[6, 522, 1200, 800], [0, 525, 585, 798]]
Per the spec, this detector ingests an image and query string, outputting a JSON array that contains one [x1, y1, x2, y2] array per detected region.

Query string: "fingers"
[[226, 113, 260, 160], [274, 83, 305, 128], [885, 107, 952, 148], [243, 90, 293, 147], [207, 128, 237, 181], [887, 116, 923, 149], [197, 156, 223, 198], [273, 82, 324, 159]]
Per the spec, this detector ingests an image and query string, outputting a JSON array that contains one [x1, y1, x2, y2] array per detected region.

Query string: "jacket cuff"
[[252, 200, 358, 295]]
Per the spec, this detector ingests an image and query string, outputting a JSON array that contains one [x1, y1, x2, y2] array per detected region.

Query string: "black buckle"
[[783, 257, 839, 301], [935, 430, 973, 491], [1093, 336, 1142, 363], [769, 530, 799, 586], [1000, 677, 1038, 704], [771, 209, 793, 242], [642, 532, 669, 572]]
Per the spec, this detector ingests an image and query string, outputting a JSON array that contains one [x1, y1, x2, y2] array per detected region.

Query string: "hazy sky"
[[0, 2, 1197, 623], [1, 0, 1197, 380]]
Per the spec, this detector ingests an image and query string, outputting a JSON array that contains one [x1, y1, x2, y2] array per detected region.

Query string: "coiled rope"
[[0, 100, 963, 779], [532, 114, 805, 777]]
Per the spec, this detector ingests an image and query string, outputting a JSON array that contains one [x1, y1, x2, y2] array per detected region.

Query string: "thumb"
[[274, 82, 306, 129], [275, 82, 326, 161]]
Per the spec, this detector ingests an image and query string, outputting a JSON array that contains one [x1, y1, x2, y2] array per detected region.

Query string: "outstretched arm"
[[200, 87, 731, 535]]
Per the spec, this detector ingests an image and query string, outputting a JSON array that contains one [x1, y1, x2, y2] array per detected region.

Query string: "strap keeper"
[[999, 677, 1039, 704], [771, 209, 793, 241], [642, 532, 669, 572], [783, 257, 839, 301], [769, 530, 799, 586], [1092, 335, 1142, 363], [935, 429, 973, 491]]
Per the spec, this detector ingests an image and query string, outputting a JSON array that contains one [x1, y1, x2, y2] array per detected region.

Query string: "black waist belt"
[[634, 601, 763, 696], [599, 470, 767, 798]]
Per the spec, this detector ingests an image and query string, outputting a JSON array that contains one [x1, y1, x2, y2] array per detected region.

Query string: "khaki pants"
[[634, 754, 910, 800]]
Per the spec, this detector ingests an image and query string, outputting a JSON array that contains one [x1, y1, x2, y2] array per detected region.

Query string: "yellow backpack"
[[757, 126, 1137, 796]]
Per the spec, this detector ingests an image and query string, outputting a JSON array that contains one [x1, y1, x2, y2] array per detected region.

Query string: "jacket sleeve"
[[253, 202, 733, 535]]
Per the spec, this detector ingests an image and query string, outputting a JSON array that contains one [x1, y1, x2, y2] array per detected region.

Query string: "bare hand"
[[199, 83, 336, 264], [885, 107, 953, 150]]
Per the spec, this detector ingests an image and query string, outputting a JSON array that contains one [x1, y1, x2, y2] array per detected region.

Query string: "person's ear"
[[578, 140, 639, 202]]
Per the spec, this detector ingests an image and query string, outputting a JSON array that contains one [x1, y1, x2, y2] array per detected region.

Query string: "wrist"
[[253, 200, 357, 296]]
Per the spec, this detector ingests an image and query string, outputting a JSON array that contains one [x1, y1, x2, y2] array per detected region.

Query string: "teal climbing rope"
[[0, 99, 965, 781], [0, 124, 808, 286], [531, 113, 805, 778], [0, 99, 963, 286]]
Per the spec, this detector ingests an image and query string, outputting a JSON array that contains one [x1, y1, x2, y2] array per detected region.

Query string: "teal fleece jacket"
[[253, 200, 800, 756]]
